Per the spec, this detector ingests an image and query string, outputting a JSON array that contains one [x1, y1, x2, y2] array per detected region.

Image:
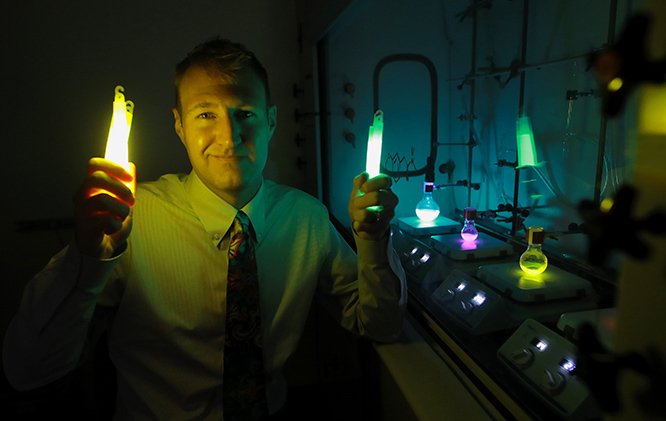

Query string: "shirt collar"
[[184, 171, 267, 247]]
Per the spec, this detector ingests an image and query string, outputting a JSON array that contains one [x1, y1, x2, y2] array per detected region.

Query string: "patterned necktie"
[[223, 211, 268, 420]]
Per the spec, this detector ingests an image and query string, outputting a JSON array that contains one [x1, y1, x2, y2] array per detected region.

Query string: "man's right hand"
[[73, 157, 136, 259]]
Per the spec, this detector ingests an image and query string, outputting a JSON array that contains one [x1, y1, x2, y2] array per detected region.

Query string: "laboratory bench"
[[384, 218, 615, 420]]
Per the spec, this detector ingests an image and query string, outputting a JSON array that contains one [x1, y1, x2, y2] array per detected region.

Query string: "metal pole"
[[512, 0, 529, 236], [593, 0, 618, 204], [467, 5, 478, 207]]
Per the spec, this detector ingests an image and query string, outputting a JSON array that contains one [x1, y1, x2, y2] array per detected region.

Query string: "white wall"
[[319, 0, 638, 263]]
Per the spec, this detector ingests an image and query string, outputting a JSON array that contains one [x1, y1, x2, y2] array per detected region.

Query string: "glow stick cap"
[[526, 226, 545, 244]]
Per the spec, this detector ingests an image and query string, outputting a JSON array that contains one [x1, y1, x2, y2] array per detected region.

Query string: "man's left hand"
[[348, 172, 399, 240]]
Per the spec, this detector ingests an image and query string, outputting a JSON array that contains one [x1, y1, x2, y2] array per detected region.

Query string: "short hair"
[[174, 37, 271, 110]]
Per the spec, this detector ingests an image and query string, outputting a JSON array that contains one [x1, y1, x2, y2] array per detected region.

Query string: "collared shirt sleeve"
[[2, 241, 119, 390], [354, 229, 408, 304], [320, 220, 407, 344]]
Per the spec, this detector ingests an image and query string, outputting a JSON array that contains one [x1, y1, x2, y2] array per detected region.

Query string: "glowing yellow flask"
[[105, 85, 134, 172], [519, 226, 548, 275]]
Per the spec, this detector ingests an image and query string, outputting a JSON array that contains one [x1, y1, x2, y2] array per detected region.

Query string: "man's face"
[[173, 65, 277, 205]]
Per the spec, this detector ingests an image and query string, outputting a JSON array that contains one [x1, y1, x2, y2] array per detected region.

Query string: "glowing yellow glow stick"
[[105, 85, 134, 172], [365, 109, 383, 178], [89, 85, 136, 201]]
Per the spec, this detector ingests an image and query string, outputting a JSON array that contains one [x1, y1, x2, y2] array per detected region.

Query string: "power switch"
[[542, 369, 566, 396], [510, 348, 535, 369]]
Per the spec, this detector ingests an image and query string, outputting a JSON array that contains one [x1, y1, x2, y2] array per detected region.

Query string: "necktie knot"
[[233, 210, 251, 234], [229, 211, 254, 262]]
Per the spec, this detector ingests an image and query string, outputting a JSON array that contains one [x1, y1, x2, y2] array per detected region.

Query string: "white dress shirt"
[[3, 171, 407, 420]]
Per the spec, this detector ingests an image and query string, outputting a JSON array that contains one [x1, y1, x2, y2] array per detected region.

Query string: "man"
[[3, 38, 405, 420]]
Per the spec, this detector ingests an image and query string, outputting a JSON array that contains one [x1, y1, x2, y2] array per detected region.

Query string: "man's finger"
[[350, 172, 369, 200], [360, 174, 392, 193], [78, 171, 135, 206], [87, 157, 135, 183], [352, 189, 398, 210], [81, 194, 132, 221]]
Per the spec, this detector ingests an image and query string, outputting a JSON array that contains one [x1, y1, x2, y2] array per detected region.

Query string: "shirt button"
[[212, 233, 221, 241]]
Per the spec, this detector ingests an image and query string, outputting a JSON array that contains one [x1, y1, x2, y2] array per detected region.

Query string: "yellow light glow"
[[519, 258, 548, 275], [105, 85, 134, 172], [607, 77, 623, 92], [89, 85, 136, 201], [600, 197, 614, 213], [518, 274, 545, 290], [519, 226, 548, 274]]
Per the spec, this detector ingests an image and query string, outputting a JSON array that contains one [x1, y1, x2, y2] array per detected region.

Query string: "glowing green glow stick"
[[365, 110, 383, 178], [364, 110, 384, 213], [516, 115, 539, 168]]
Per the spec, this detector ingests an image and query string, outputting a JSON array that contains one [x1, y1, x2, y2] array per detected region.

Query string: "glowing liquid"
[[415, 184, 440, 222], [105, 86, 134, 172], [415, 208, 440, 221], [89, 85, 136, 200], [516, 115, 538, 168], [519, 246, 548, 275], [460, 220, 478, 241], [365, 110, 383, 178]]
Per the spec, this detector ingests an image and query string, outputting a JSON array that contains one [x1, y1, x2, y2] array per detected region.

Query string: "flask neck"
[[423, 181, 435, 195], [526, 243, 543, 252]]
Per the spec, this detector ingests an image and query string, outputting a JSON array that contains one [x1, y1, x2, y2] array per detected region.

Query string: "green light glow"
[[365, 110, 383, 178], [516, 115, 538, 168]]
